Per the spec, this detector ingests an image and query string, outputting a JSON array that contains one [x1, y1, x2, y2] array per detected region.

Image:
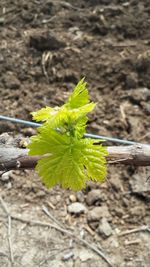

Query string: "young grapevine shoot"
[[28, 79, 108, 190]]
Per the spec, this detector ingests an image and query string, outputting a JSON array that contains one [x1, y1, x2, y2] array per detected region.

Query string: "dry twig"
[[41, 51, 52, 82], [118, 225, 150, 236], [42, 205, 65, 229], [10, 214, 113, 266], [42, 205, 113, 266], [37, 248, 69, 267], [0, 197, 14, 264]]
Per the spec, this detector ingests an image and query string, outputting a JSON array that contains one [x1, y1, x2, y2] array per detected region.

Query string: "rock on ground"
[[87, 206, 111, 222], [67, 202, 87, 215], [86, 189, 104, 205], [97, 217, 113, 238]]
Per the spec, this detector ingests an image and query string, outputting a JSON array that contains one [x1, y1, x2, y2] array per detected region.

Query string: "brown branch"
[[0, 133, 150, 171], [107, 145, 150, 166]]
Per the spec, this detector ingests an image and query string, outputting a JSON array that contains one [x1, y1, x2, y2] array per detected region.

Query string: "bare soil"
[[0, 1, 150, 267]]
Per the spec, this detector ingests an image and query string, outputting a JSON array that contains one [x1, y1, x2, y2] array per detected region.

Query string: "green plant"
[[28, 79, 108, 190]]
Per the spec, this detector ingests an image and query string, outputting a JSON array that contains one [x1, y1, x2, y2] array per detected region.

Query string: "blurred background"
[[0, 1, 150, 266]]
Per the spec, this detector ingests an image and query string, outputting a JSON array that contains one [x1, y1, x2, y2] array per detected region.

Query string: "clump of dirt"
[[0, 1, 150, 266]]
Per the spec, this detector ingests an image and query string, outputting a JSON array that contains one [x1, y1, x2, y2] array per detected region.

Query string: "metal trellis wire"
[[0, 115, 146, 145]]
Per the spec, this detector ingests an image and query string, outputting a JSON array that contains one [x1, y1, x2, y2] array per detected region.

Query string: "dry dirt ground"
[[0, 0, 150, 266]]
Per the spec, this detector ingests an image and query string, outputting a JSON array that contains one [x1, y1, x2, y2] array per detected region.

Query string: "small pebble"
[[79, 249, 93, 262], [62, 251, 74, 261], [69, 194, 76, 202], [1, 171, 12, 182], [87, 206, 111, 222], [76, 191, 85, 202], [97, 217, 112, 238], [36, 190, 46, 198], [86, 189, 103, 205], [68, 202, 87, 215]]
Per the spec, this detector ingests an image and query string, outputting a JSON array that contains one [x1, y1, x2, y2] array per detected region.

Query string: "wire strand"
[[0, 115, 144, 145]]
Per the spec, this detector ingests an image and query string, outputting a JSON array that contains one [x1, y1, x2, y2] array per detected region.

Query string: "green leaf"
[[67, 78, 89, 108], [74, 116, 87, 138], [82, 139, 108, 182], [28, 128, 108, 190], [29, 130, 86, 190], [28, 79, 108, 190], [31, 106, 53, 122], [28, 127, 70, 156], [31, 79, 95, 138]]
